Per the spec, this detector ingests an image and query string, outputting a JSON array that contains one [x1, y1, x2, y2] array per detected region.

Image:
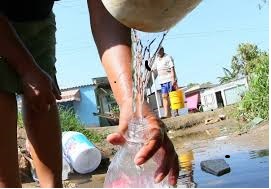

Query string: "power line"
[[165, 28, 268, 40], [166, 27, 268, 37], [55, 27, 268, 55]]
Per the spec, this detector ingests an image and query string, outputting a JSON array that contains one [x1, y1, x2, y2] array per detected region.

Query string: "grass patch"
[[17, 106, 106, 143], [18, 111, 24, 128], [59, 106, 106, 143]]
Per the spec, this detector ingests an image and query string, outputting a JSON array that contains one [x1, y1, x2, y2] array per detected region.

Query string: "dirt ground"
[[21, 109, 269, 188]]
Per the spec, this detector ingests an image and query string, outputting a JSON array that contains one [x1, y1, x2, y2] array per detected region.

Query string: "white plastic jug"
[[62, 156, 72, 180], [62, 131, 102, 174]]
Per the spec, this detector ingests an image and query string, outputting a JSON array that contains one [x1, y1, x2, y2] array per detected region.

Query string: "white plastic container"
[[29, 156, 71, 182], [62, 131, 102, 174], [62, 156, 72, 180]]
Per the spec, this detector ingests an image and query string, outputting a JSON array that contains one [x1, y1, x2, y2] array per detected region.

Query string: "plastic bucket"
[[62, 131, 102, 174], [169, 89, 184, 110]]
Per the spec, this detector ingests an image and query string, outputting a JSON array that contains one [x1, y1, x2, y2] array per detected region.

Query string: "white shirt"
[[152, 54, 175, 84]]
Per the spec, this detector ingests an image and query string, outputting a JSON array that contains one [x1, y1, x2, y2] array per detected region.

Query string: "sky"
[[53, 0, 269, 89]]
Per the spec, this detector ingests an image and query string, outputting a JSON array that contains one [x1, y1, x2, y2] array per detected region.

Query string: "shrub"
[[59, 106, 106, 143], [236, 54, 269, 121]]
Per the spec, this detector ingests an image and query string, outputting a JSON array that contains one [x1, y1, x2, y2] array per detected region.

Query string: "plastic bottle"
[[62, 156, 72, 180], [26, 139, 72, 181], [104, 118, 169, 188]]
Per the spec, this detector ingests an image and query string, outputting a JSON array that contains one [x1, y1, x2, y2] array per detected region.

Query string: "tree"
[[218, 43, 264, 84], [187, 83, 199, 88], [258, 0, 268, 10], [217, 67, 238, 84], [237, 53, 269, 120], [234, 43, 262, 76]]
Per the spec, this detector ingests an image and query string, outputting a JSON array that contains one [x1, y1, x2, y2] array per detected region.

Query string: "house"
[[92, 77, 119, 126], [57, 77, 118, 127], [183, 83, 215, 112], [200, 77, 249, 112], [17, 77, 118, 127], [57, 84, 99, 127]]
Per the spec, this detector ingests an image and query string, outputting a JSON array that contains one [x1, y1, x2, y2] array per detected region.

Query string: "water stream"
[[131, 29, 167, 119]]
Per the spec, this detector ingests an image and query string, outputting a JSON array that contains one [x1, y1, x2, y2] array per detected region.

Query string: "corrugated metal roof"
[[60, 84, 94, 91], [92, 77, 109, 84], [60, 77, 109, 91], [57, 89, 81, 103], [184, 83, 216, 94]]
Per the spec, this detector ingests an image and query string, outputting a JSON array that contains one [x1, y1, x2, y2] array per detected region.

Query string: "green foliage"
[[235, 43, 262, 76], [18, 111, 24, 128], [59, 106, 106, 143], [111, 104, 120, 114], [17, 106, 107, 143], [254, 149, 269, 158], [108, 93, 120, 114], [236, 53, 269, 121], [218, 67, 238, 84], [258, 0, 268, 10], [218, 43, 269, 121], [187, 83, 199, 88], [202, 81, 213, 85], [218, 43, 264, 84]]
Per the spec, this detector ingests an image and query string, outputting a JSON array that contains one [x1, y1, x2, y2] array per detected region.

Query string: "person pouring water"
[[152, 47, 179, 118], [0, 0, 201, 187], [0, 0, 180, 187]]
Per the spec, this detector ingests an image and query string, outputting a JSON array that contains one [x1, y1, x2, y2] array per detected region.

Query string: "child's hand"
[[21, 68, 61, 112]]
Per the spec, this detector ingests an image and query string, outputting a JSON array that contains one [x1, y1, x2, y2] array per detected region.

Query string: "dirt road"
[[21, 112, 269, 188]]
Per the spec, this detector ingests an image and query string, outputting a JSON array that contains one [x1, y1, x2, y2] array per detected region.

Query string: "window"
[[204, 94, 214, 105]]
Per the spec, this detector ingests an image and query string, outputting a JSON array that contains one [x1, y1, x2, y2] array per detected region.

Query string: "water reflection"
[[177, 148, 269, 188], [177, 150, 197, 188], [249, 149, 269, 159]]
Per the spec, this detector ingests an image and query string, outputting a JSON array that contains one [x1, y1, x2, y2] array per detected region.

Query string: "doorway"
[[215, 91, 224, 108]]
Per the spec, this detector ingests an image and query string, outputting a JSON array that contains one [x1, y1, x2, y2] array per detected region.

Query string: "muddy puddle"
[[72, 140, 269, 188], [175, 121, 269, 188], [25, 148, 268, 188], [23, 122, 269, 188], [178, 148, 269, 188]]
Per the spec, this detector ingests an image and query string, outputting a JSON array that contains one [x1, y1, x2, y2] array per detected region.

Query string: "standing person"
[[152, 47, 178, 118], [0, 0, 179, 187]]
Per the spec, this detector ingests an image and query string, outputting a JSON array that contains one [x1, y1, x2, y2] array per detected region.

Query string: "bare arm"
[[151, 62, 158, 77], [169, 56, 177, 84], [0, 16, 40, 76], [171, 67, 177, 82], [87, 0, 179, 185], [0, 16, 60, 111], [87, 0, 132, 106], [87, 0, 133, 133]]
